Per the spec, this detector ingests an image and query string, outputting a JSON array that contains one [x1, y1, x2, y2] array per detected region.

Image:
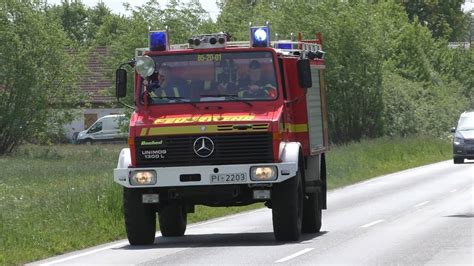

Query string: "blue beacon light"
[[276, 43, 292, 49], [149, 31, 168, 51], [250, 26, 270, 47]]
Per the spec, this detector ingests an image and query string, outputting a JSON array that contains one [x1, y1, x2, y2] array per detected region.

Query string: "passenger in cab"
[[238, 60, 275, 99]]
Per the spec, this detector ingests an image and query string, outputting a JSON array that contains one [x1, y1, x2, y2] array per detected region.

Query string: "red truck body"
[[114, 27, 329, 244]]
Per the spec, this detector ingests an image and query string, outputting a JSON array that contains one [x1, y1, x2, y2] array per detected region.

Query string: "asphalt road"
[[31, 160, 474, 265]]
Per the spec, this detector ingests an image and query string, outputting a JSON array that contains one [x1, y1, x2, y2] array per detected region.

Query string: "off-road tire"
[[123, 188, 157, 245], [302, 192, 322, 233], [453, 157, 464, 164], [272, 171, 303, 241], [158, 204, 187, 237]]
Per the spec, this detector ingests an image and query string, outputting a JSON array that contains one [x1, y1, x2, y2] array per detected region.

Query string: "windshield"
[[140, 51, 277, 105], [458, 116, 474, 130]]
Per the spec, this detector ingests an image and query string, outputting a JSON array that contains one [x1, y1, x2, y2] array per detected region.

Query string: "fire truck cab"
[[114, 25, 329, 245]]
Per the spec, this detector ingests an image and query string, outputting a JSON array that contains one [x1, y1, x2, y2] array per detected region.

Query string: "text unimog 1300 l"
[[114, 25, 329, 245]]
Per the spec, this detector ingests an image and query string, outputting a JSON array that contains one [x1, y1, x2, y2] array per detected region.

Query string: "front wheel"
[[453, 157, 464, 164], [158, 203, 187, 237], [272, 171, 303, 241], [123, 188, 157, 245], [302, 192, 322, 233]]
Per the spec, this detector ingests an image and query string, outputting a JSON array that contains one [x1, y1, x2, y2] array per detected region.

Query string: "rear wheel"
[[272, 171, 303, 241], [302, 192, 322, 233], [158, 204, 187, 237], [123, 188, 157, 245], [453, 157, 464, 164]]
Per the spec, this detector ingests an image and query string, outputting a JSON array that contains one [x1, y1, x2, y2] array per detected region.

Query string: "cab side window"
[[88, 122, 103, 133]]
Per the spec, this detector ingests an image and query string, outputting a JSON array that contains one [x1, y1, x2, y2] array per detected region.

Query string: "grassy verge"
[[326, 136, 451, 189], [0, 136, 451, 265]]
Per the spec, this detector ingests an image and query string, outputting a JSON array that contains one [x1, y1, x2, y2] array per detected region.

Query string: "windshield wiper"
[[154, 96, 185, 100], [200, 94, 253, 106], [153, 96, 198, 109]]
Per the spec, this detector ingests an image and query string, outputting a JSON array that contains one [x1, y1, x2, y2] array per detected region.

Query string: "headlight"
[[454, 137, 464, 145], [250, 166, 277, 181], [130, 170, 157, 186]]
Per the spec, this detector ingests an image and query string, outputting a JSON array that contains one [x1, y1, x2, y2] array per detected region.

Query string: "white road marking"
[[450, 189, 458, 193], [38, 208, 265, 265], [361, 219, 384, 228], [275, 248, 314, 263], [40, 240, 129, 266], [414, 201, 430, 208]]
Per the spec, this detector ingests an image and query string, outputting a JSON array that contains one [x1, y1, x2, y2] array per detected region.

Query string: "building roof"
[[78, 46, 115, 104]]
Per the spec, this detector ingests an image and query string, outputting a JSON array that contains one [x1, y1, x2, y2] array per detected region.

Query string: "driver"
[[149, 65, 188, 98]]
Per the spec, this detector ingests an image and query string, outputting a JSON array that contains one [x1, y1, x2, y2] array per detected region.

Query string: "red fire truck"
[[114, 25, 329, 245]]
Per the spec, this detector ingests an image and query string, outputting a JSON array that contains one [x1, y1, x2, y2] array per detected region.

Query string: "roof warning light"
[[149, 31, 169, 51], [250, 26, 270, 48]]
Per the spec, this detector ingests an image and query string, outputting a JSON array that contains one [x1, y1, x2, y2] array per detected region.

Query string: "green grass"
[[0, 136, 451, 265], [326, 136, 451, 189]]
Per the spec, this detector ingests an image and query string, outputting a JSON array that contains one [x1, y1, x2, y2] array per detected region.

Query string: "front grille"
[[464, 139, 474, 144], [217, 124, 269, 132], [135, 133, 273, 167]]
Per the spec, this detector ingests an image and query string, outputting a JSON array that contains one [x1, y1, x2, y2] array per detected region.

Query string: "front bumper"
[[453, 142, 474, 159], [114, 162, 298, 188]]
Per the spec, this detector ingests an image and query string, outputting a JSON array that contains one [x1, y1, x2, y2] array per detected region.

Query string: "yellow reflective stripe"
[[285, 123, 308, 133], [173, 87, 180, 97], [238, 91, 244, 97], [140, 128, 149, 136], [204, 81, 212, 90], [161, 90, 166, 97], [141, 124, 269, 136]]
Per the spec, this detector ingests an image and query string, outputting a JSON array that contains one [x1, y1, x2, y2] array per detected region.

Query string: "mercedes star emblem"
[[193, 136, 214, 157]]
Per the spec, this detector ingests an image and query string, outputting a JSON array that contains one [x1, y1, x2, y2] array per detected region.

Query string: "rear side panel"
[[306, 65, 327, 154]]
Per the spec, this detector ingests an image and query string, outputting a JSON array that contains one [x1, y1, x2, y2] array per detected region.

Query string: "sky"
[[46, 0, 220, 20], [463, 0, 474, 12]]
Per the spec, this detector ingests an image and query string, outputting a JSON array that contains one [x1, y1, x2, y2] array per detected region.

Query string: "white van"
[[76, 114, 128, 144]]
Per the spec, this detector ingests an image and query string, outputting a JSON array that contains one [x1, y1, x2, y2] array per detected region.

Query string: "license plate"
[[210, 173, 247, 183]]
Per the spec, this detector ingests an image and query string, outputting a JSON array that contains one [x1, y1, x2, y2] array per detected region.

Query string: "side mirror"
[[116, 69, 127, 98], [450, 127, 456, 133], [297, 59, 312, 88]]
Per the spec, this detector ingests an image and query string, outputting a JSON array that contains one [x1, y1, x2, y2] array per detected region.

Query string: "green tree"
[[86, 2, 115, 45], [399, 0, 467, 41], [47, 0, 90, 44], [47, 0, 117, 46], [0, 0, 83, 154], [216, 0, 258, 40]]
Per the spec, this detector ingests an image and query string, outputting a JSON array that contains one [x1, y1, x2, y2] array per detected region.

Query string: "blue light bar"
[[250, 26, 270, 48], [276, 43, 292, 49], [149, 31, 168, 51]]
